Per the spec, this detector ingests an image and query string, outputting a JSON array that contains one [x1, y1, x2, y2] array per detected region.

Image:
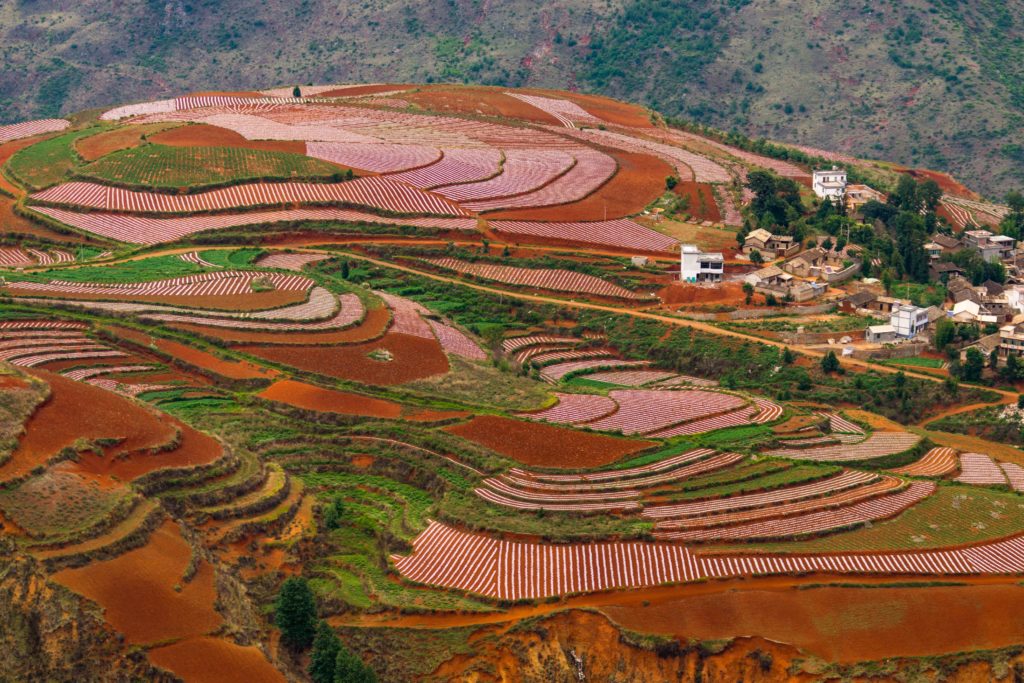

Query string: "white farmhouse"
[[680, 244, 724, 283], [890, 304, 930, 338], [812, 166, 847, 201]]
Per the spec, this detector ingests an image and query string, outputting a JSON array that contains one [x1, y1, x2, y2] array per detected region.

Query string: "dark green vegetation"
[[1, 1, 1022, 195], [929, 405, 1024, 448]]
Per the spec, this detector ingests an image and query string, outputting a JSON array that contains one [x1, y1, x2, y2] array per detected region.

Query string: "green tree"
[[1003, 352, 1021, 382], [749, 250, 764, 265], [293, 85, 302, 98], [1017, 393, 1024, 409], [782, 347, 795, 364], [665, 175, 679, 190], [742, 281, 754, 304], [340, 261, 350, 279], [275, 577, 318, 650], [335, 644, 378, 683], [990, 348, 1000, 369], [310, 622, 342, 683], [820, 350, 840, 373], [933, 317, 955, 352], [322, 495, 345, 530], [963, 347, 985, 382]]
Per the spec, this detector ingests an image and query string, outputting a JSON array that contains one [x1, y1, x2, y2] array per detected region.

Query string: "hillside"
[[2, 86, 1024, 681], [0, 0, 1021, 197]]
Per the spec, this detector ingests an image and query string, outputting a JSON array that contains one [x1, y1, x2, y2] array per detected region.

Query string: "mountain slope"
[[0, 0, 1020, 196]]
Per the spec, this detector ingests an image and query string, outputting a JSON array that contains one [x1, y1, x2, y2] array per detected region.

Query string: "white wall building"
[[890, 304, 930, 338], [812, 166, 847, 201], [680, 244, 724, 283]]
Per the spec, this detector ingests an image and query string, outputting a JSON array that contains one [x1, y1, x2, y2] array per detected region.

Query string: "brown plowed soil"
[[74, 123, 179, 161], [6, 288, 308, 311], [2, 371, 176, 483], [148, 637, 286, 683], [109, 326, 277, 380], [901, 167, 978, 199], [673, 181, 722, 222], [69, 420, 222, 482], [257, 379, 402, 418], [52, 520, 221, 643], [148, 124, 307, 156], [31, 355, 153, 374], [403, 86, 561, 126], [179, 304, 390, 345], [602, 582, 1024, 663], [658, 281, 747, 306], [238, 332, 448, 385], [444, 415, 654, 468], [319, 83, 417, 98], [485, 149, 671, 222]]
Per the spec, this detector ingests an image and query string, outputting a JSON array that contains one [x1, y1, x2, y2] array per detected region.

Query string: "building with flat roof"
[[680, 244, 724, 283], [812, 167, 847, 200]]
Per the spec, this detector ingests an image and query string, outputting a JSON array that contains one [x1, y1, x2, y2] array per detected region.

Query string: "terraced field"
[[2, 85, 1023, 682]]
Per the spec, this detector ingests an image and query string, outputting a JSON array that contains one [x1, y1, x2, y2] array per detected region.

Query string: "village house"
[[844, 184, 886, 214], [679, 244, 724, 283], [782, 247, 861, 284], [963, 229, 1015, 263], [890, 304, 931, 338], [866, 324, 897, 344], [932, 233, 963, 254], [864, 295, 910, 315], [812, 166, 847, 201], [839, 290, 877, 313], [929, 261, 965, 281], [999, 323, 1024, 360], [743, 228, 800, 259]]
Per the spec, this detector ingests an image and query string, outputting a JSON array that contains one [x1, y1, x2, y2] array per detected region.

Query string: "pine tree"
[[820, 350, 840, 373], [275, 577, 318, 650], [310, 622, 341, 683], [335, 644, 378, 682], [341, 261, 350, 279], [293, 85, 302, 98]]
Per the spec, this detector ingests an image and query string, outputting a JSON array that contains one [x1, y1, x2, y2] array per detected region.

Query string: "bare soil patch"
[[257, 379, 403, 418], [74, 123, 178, 161], [673, 182, 722, 222], [602, 582, 1024, 663], [239, 332, 448, 385], [110, 326, 277, 380], [320, 84, 417, 98], [523, 88, 655, 128], [52, 520, 221, 643], [148, 636, 286, 683], [3, 371, 176, 482], [149, 124, 306, 156], [445, 415, 654, 468], [403, 86, 560, 125]]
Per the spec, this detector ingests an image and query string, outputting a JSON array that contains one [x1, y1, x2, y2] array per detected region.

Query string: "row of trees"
[[275, 577, 378, 682]]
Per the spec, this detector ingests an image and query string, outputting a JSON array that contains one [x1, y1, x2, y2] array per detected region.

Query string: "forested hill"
[[1, 0, 1020, 196]]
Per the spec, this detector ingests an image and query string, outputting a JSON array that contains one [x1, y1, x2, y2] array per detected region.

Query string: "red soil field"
[[445, 415, 655, 468], [601, 582, 1024, 663], [0, 195, 86, 243], [148, 636, 285, 683], [238, 332, 448, 386], [486, 149, 672, 222], [110, 326, 277, 380], [522, 88, 655, 128], [52, 520, 221, 643], [69, 420, 222, 482], [179, 303, 391, 345], [257, 378, 466, 421], [0, 374, 27, 389], [659, 281, 748, 306], [403, 86, 561, 126], [673, 182, 722, 222], [188, 90, 265, 97], [74, 124, 177, 161], [149, 124, 307, 156], [6, 288, 308, 311], [34, 354, 153, 375], [2, 371, 176, 482], [319, 83, 417, 98], [902, 167, 978, 199], [257, 379, 403, 418]]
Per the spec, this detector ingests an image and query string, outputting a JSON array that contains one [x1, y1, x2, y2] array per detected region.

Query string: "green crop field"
[[78, 144, 347, 189], [5, 127, 99, 190], [885, 356, 944, 369]]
